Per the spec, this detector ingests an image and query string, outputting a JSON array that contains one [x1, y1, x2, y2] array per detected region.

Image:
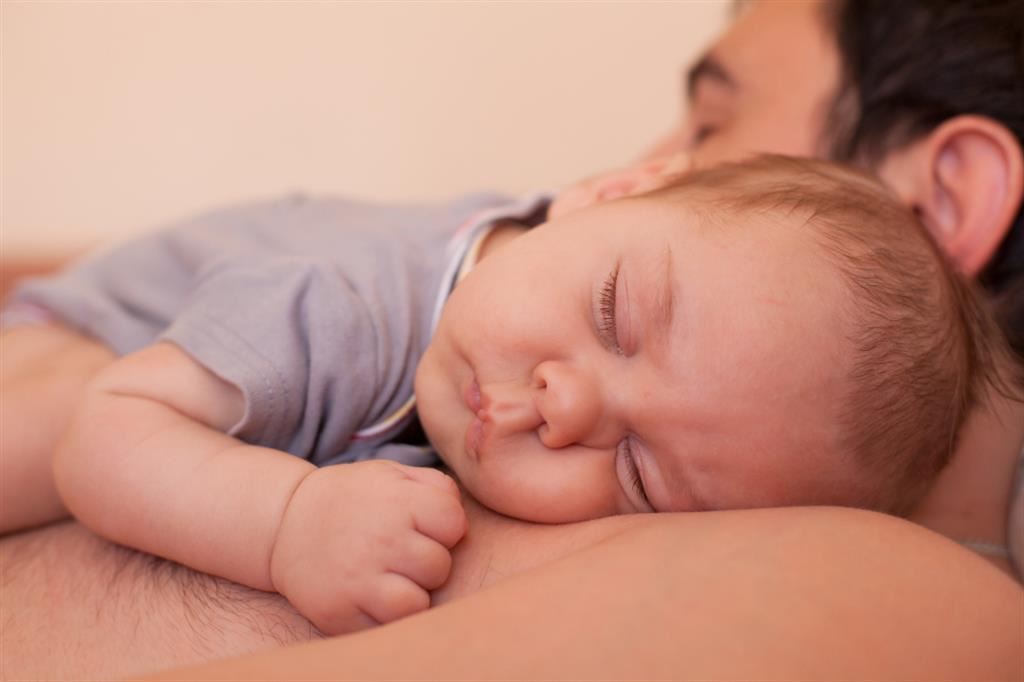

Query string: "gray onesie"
[[6, 192, 551, 466]]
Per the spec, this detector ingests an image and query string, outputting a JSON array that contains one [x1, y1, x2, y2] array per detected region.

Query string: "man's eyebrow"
[[685, 53, 737, 98]]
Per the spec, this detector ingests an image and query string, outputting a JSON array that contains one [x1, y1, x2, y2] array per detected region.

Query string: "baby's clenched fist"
[[268, 460, 466, 635]]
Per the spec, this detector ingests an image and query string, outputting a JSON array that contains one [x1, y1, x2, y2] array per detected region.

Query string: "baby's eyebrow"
[[650, 244, 676, 346]]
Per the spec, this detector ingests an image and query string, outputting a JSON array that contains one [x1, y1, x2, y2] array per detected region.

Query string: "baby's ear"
[[877, 115, 1024, 275]]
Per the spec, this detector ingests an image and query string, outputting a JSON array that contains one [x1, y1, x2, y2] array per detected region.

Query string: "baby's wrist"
[[267, 465, 318, 595]]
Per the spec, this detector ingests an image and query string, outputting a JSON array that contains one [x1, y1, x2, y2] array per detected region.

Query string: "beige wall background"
[[2, 0, 726, 257]]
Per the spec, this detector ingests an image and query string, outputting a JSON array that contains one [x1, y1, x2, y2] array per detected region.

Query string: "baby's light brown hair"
[[649, 155, 1021, 514]]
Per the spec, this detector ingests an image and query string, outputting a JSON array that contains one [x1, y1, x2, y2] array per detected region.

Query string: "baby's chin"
[[449, 471, 608, 525]]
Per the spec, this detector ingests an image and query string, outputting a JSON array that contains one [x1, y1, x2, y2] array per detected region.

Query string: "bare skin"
[[150, 507, 1023, 682], [0, 492, 644, 680], [4, 496, 1021, 681], [0, 326, 112, 532], [0, 521, 319, 680]]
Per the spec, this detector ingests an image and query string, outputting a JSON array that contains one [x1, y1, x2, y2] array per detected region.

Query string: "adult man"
[[3, 1, 1021, 678]]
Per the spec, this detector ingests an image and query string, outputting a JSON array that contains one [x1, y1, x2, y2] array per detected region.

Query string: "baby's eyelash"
[[599, 265, 620, 353], [620, 439, 650, 508]]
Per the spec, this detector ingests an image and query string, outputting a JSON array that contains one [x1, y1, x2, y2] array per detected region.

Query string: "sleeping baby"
[[1, 155, 1008, 635]]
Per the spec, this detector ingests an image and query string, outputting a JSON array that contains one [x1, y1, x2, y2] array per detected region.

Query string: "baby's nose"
[[532, 361, 604, 449]]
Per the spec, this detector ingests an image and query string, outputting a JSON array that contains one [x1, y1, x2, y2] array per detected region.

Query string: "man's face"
[[557, 1, 843, 214], [415, 194, 864, 524], [646, 0, 840, 164]]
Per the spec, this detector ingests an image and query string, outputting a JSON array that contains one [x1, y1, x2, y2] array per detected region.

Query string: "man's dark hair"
[[821, 0, 1024, 358]]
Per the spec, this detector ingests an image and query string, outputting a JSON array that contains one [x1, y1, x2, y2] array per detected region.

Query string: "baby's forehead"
[[635, 187, 834, 258], [605, 166, 926, 319]]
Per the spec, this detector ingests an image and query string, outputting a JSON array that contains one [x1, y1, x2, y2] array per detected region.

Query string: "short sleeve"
[[160, 255, 381, 461]]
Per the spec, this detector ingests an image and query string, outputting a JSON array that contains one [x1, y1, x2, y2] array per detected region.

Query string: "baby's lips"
[[464, 377, 482, 412]]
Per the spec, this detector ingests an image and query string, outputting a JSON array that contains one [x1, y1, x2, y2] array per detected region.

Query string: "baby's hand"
[[548, 152, 693, 220], [269, 460, 467, 635]]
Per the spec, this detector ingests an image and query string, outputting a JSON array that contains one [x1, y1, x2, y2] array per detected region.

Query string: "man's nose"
[[531, 360, 606, 449]]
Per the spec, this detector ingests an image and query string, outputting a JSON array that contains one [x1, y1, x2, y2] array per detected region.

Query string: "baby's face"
[[416, 194, 866, 523]]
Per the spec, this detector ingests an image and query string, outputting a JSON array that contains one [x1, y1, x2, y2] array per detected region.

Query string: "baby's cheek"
[[413, 350, 457, 451], [470, 458, 622, 524]]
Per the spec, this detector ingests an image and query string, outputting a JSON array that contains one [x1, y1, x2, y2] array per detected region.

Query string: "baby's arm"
[[53, 342, 306, 589], [53, 342, 466, 634]]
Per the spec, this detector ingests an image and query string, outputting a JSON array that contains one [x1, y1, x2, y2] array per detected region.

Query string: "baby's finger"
[[313, 603, 379, 637], [360, 572, 431, 625], [388, 533, 453, 591], [409, 486, 467, 548], [398, 464, 461, 498]]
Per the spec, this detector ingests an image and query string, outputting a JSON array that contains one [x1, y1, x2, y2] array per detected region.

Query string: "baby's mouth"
[[464, 415, 485, 461], [464, 377, 483, 413], [463, 376, 485, 460]]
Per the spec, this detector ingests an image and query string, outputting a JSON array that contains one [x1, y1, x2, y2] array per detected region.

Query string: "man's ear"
[[877, 115, 1024, 275]]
